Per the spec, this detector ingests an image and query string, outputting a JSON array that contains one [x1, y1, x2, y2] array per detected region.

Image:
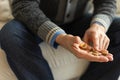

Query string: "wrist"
[[55, 34, 67, 45], [90, 23, 106, 32]]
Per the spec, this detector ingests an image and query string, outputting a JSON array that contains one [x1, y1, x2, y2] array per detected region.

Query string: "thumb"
[[83, 34, 89, 44], [74, 36, 82, 43], [92, 36, 99, 51]]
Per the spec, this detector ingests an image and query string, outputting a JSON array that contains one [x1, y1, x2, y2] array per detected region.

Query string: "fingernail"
[[110, 57, 114, 61]]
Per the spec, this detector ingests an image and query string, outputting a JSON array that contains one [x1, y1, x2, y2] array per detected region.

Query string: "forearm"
[[12, 0, 66, 47], [91, 0, 116, 31], [12, 0, 49, 33]]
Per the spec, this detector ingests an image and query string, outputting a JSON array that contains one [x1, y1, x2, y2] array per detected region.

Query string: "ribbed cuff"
[[91, 14, 111, 31], [37, 21, 66, 47]]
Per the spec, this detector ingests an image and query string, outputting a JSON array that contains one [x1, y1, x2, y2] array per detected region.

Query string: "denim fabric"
[[0, 20, 54, 80]]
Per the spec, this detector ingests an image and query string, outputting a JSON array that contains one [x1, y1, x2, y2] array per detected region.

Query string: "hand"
[[56, 34, 113, 62], [83, 23, 110, 51]]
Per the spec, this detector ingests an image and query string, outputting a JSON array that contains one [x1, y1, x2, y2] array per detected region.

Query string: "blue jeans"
[[0, 15, 120, 80], [0, 20, 53, 80]]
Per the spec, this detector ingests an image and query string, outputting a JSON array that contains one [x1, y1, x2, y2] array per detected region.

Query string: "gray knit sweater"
[[11, 0, 116, 47]]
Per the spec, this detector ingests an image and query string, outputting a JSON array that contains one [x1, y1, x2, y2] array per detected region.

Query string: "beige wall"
[[0, 0, 13, 29], [116, 0, 120, 15]]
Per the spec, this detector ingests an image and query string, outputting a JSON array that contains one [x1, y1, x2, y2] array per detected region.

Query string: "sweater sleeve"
[[91, 0, 116, 31], [12, 0, 66, 47]]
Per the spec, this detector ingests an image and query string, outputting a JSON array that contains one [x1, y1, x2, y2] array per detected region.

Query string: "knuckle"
[[91, 31, 97, 35]]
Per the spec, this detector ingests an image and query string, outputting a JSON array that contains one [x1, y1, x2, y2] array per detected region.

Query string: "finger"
[[81, 52, 109, 62], [74, 36, 82, 44], [83, 34, 89, 44], [101, 36, 109, 50], [106, 53, 113, 61], [99, 35, 104, 50], [104, 37, 110, 49], [72, 46, 109, 62], [102, 37, 106, 49], [93, 35, 99, 51]]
